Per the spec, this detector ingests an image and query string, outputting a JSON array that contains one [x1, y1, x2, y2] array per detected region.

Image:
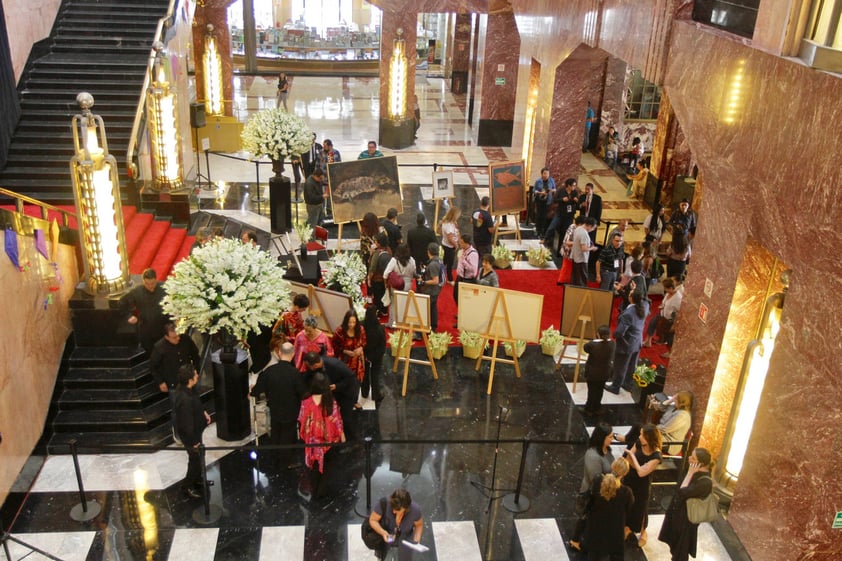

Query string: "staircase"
[[0, 0, 169, 202]]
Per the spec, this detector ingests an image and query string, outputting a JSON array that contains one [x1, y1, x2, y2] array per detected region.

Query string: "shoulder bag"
[[686, 476, 718, 524]]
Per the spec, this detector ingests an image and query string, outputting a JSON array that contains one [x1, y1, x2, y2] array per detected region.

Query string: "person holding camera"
[[368, 489, 424, 561]]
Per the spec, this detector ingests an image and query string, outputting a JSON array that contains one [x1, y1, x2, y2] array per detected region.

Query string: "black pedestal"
[[379, 117, 415, 149], [280, 254, 321, 285], [211, 358, 250, 441], [269, 174, 292, 234], [69, 283, 138, 347]]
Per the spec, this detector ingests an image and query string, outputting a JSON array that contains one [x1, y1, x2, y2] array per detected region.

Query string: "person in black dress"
[[584, 457, 634, 561], [622, 423, 662, 547], [173, 364, 210, 499], [583, 324, 615, 415], [362, 306, 386, 402], [658, 448, 716, 561]]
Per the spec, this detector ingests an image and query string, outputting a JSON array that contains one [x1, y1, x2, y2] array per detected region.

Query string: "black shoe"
[[604, 385, 620, 395], [183, 487, 201, 499]]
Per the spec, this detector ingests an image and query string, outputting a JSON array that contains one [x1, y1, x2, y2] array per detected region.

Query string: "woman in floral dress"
[[298, 372, 345, 498], [333, 309, 367, 384], [293, 315, 334, 372]]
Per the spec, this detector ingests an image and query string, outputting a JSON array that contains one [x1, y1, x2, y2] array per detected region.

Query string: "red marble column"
[[545, 44, 607, 180], [596, 55, 627, 140], [193, 4, 235, 117], [649, 92, 694, 205], [450, 13, 472, 94], [473, 10, 520, 146]]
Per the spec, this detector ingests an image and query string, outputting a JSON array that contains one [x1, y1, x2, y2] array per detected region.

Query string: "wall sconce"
[[388, 28, 408, 120], [720, 59, 746, 125], [203, 24, 224, 116], [69, 92, 130, 295], [718, 270, 788, 488], [147, 41, 184, 192]]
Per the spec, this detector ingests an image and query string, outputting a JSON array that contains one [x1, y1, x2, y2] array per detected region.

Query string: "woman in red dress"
[[298, 372, 345, 498], [333, 309, 367, 383], [293, 315, 334, 372]]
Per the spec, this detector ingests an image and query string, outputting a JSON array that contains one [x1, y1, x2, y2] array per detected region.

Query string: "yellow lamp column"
[[69, 92, 130, 295], [147, 41, 184, 191], [203, 24, 224, 116]]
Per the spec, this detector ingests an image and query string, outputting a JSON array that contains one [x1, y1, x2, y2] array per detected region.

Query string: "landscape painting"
[[327, 156, 403, 224]]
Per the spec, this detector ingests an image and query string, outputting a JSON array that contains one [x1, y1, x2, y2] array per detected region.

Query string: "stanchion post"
[[204, 149, 212, 186], [192, 443, 222, 524], [364, 436, 373, 511], [68, 439, 101, 521], [501, 438, 531, 513], [3, 531, 12, 561]]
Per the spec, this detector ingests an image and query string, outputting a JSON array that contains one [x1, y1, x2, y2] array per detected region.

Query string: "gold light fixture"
[[719, 269, 788, 487], [720, 59, 746, 125], [388, 28, 408, 120], [203, 24, 224, 116], [147, 41, 184, 191], [69, 92, 130, 295]]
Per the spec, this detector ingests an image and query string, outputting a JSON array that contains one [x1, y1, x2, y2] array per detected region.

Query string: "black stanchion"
[[354, 436, 374, 517], [253, 161, 266, 205], [3, 532, 12, 561], [68, 440, 101, 521], [502, 438, 531, 513], [471, 406, 516, 512], [192, 443, 222, 524], [204, 149, 212, 187]]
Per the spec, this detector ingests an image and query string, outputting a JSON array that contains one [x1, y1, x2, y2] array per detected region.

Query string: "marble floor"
[[1, 75, 731, 561]]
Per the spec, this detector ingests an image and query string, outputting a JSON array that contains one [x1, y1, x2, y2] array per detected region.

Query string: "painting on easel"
[[327, 156, 403, 224], [560, 285, 614, 340], [431, 170, 454, 200], [488, 160, 526, 214]]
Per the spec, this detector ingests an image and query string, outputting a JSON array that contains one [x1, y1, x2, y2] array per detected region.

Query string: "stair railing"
[[0, 186, 76, 228], [125, 0, 179, 182]]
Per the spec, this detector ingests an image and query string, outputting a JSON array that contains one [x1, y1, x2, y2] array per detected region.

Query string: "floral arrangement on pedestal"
[[293, 221, 313, 245], [527, 246, 553, 268], [321, 251, 367, 312], [539, 325, 565, 356], [241, 108, 312, 163], [428, 331, 453, 359], [491, 244, 514, 269], [162, 237, 291, 340], [633, 362, 658, 387]]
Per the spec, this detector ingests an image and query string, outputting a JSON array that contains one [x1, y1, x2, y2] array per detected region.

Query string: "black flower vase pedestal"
[[268, 157, 292, 234], [299, 243, 308, 261], [211, 327, 251, 441]]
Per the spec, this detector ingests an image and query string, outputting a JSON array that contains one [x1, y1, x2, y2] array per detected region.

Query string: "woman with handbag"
[[584, 458, 634, 561], [298, 372, 345, 499], [569, 422, 615, 552], [368, 488, 424, 561], [658, 448, 716, 561]]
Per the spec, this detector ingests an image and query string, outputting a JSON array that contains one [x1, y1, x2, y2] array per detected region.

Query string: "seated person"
[[615, 390, 693, 455]]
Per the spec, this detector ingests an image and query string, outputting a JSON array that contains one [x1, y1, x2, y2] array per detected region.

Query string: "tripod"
[[192, 126, 213, 190], [471, 405, 515, 512]]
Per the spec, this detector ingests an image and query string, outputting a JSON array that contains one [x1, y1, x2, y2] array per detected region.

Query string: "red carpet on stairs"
[[130, 220, 170, 274], [148, 228, 187, 279], [124, 212, 154, 258]]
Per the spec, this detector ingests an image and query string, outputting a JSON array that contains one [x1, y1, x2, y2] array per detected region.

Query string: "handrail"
[[125, 0, 179, 181], [0, 186, 76, 228]]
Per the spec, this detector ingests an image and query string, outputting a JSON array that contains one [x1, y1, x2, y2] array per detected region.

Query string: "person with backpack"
[[658, 448, 716, 561], [416, 243, 443, 331]]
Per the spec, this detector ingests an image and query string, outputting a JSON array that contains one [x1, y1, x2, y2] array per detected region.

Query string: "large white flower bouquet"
[[162, 238, 291, 340], [321, 251, 367, 309], [241, 108, 312, 161]]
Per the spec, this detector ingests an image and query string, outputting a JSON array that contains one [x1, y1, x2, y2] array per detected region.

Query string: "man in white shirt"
[[570, 217, 598, 287]]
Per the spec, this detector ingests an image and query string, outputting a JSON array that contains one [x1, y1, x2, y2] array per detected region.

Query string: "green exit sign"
[[495, 77, 505, 86], [834, 512, 842, 529]]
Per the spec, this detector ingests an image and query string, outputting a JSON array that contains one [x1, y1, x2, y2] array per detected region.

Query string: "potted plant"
[[527, 245, 553, 268], [241, 108, 312, 171], [503, 339, 527, 357], [459, 330, 487, 359], [539, 325, 565, 356], [388, 330, 410, 357], [162, 237, 291, 341], [428, 331, 452, 360], [491, 244, 514, 269]]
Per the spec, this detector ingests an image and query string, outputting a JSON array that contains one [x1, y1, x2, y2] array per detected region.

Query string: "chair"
[[653, 428, 693, 487], [306, 225, 330, 255]]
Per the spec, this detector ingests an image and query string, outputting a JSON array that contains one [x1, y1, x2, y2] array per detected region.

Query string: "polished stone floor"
[[1, 75, 735, 561]]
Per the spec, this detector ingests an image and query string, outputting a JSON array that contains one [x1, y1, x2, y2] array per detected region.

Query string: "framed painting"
[[327, 156, 403, 224], [431, 170, 454, 200], [488, 160, 526, 214]]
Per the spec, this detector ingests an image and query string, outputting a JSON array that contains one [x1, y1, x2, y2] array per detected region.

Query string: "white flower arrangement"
[[294, 221, 313, 244], [321, 251, 367, 309], [241, 108, 312, 161], [162, 238, 291, 340]]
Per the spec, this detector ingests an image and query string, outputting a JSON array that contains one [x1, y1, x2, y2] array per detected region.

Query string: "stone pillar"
[[546, 45, 608, 180], [650, 92, 694, 206], [597, 54, 627, 138], [377, 7, 417, 148], [472, 10, 520, 146], [451, 13, 471, 94], [193, 5, 235, 117], [243, 0, 257, 73]]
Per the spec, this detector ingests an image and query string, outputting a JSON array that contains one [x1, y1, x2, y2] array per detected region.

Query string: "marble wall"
[[3, 0, 61, 81], [0, 232, 78, 507]]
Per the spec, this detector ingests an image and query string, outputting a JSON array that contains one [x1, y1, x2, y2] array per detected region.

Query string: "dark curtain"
[[0, 0, 21, 172]]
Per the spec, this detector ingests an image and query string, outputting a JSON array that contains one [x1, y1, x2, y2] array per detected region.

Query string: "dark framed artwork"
[[327, 155, 403, 223], [431, 170, 454, 200], [488, 160, 526, 214]]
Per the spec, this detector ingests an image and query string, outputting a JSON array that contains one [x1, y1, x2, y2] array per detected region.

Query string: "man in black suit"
[[299, 133, 324, 177], [582, 325, 615, 415], [406, 212, 437, 268], [579, 182, 602, 245], [303, 352, 360, 441], [250, 340, 307, 469]]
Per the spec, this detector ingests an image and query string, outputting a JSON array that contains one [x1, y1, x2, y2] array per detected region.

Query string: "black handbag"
[[361, 498, 388, 550]]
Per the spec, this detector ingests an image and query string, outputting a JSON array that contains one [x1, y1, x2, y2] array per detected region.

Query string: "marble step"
[[66, 346, 148, 368], [46, 423, 175, 454], [52, 399, 172, 431], [58, 386, 162, 410], [62, 366, 152, 390]]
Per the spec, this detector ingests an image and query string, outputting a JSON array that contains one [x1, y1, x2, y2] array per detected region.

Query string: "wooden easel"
[[493, 213, 522, 244], [391, 291, 438, 396], [473, 290, 520, 395], [557, 289, 598, 392]]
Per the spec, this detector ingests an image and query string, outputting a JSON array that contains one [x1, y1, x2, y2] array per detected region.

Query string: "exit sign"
[[833, 511, 842, 529], [495, 77, 506, 86]]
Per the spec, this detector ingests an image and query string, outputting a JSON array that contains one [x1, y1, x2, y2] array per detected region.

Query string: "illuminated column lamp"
[[521, 86, 539, 174], [147, 42, 184, 191], [720, 59, 746, 125], [203, 24, 224, 116], [388, 28, 408, 121], [718, 273, 788, 489], [69, 92, 130, 295]]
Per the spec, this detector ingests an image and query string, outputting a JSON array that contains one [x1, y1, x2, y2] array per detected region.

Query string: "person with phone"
[[368, 489, 424, 560], [658, 448, 715, 561]]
